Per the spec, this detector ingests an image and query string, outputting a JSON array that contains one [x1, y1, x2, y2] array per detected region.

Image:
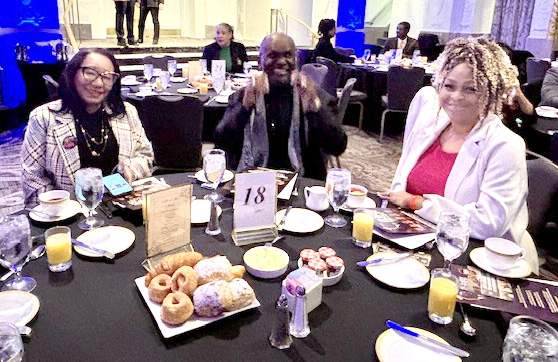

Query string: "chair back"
[[335, 47, 354, 57], [526, 58, 551, 83], [296, 48, 314, 70], [337, 78, 356, 124], [142, 55, 176, 71], [526, 152, 558, 237], [417, 33, 440, 61], [301, 63, 328, 89], [141, 95, 203, 169], [315, 56, 338, 97], [42, 74, 59, 101], [386, 66, 425, 111]]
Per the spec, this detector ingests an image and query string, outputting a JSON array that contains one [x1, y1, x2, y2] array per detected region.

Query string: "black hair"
[[58, 48, 125, 117], [318, 19, 336, 38], [497, 42, 513, 58], [398, 22, 411, 31], [217, 23, 234, 41]]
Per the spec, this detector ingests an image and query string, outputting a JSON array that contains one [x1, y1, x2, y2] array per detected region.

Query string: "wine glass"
[[243, 62, 251, 75], [324, 168, 351, 228], [213, 77, 224, 95], [203, 149, 226, 203], [436, 211, 470, 270], [143, 63, 153, 83], [0, 215, 36, 292], [0, 322, 23, 362], [75, 168, 105, 230], [362, 49, 371, 62], [167, 59, 177, 77]]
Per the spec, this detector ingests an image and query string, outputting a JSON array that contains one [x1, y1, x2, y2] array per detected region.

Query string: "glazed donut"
[[171, 266, 198, 296], [161, 292, 194, 325], [148, 274, 172, 303]]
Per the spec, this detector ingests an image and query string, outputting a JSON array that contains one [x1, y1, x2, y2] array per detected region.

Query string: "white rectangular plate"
[[134, 276, 261, 338]]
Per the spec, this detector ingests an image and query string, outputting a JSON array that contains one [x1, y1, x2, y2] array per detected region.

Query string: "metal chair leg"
[[357, 101, 364, 130], [379, 109, 389, 142]]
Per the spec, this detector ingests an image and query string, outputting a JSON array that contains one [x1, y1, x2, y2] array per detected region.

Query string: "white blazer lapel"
[[52, 112, 81, 184], [109, 114, 131, 160]]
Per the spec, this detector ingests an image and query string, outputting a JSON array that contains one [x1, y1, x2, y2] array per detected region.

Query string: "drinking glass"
[[167, 59, 177, 77], [362, 49, 371, 61], [0, 322, 23, 362], [352, 208, 375, 248], [243, 62, 251, 75], [0, 215, 36, 292], [213, 77, 224, 95], [503, 316, 558, 361], [428, 268, 458, 325], [160, 71, 170, 89], [143, 63, 153, 83], [200, 59, 208, 74], [45, 226, 72, 272], [75, 168, 105, 230], [324, 168, 351, 228], [436, 211, 470, 270], [203, 149, 226, 203]]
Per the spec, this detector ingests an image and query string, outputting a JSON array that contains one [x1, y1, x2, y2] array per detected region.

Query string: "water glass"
[[167, 59, 177, 77], [352, 209, 375, 248], [200, 59, 208, 74], [160, 71, 170, 89], [428, 268, 458, 325], [243, 62, 251, 75], [45, 226, 72, 272], [362, 49, 371, 61], [75, 167, 105, 230], [203, 149, 226, 203], [436, 211, 469, 270], [324, 168, 351, 228], [143, 63, 154, 83], [0, 322, 23, 362], [0, 215, 36, 292], [503, 316, 558, 361]]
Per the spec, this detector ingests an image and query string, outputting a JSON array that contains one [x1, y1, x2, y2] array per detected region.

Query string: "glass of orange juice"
[[45, 226, 72, 272], [428, 268, 458, 324], [352, 209, 374, 248]]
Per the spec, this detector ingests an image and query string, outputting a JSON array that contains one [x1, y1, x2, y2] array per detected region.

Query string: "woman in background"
[[312, 19, 354, 63], [202, 23, 248, 73]]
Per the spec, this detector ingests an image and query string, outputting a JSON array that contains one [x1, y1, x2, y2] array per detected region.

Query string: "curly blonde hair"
[[432, 37, 519, 119]]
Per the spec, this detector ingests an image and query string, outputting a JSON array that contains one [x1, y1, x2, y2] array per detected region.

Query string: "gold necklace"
[[77, 112, 109, 157]]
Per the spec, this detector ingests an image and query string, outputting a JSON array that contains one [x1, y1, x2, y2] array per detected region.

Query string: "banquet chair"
[[142, 95, 203, 172], [301, 63, 328, 89], [315, 56, 339, 97], [335, 47, 355, 57], [42, 74, 59, 101], [417, 33, 441, 61], [379, 66, 425, 142], [142, 55, 176, 71], [327, 78, 357, 168], [526, 58, 551, 83], [296, 48, 314, 70]]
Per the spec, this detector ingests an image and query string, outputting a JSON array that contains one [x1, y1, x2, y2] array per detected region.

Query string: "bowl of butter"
[[243, 246, 290, 279]]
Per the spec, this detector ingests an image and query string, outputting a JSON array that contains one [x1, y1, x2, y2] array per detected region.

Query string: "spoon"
[[459, 303, 477, 337], [0, 245, 46, 283], [265, 236, 285, 248]]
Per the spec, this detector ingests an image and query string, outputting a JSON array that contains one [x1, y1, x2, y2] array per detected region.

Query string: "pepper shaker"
[[269, 294, 292, 349], [205, 198, 221, 236], [289, 285, 310, 338]]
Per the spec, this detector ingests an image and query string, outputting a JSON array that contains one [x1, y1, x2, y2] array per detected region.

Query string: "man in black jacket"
[[214, 33, 347, 180], [138, 0, 164, 45], [383, 21, 419, 58], [114, 0, 136, 47], [202, 23, 248, 74]]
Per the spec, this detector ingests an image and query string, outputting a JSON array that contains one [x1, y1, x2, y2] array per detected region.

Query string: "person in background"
[[384, 37, 538, 273], [312, 19, 354, 63], [21, 48, 154, 207], [214, 33, 347, 180], [138, 0, 164, 45], [202, 23, 248, 74], [383, 21, 419, 58], [114, 0, 136, 47], [541, 67, 558, 108]]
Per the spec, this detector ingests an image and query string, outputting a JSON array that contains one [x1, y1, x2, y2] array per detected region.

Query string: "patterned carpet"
[[0, 125, 402, 217]]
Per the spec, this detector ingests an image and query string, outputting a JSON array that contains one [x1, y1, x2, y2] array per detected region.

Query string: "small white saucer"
[[75, 226, 135, 258], [340, 196, 376, 212], [194, 169, 234, 183], [121, 79, 141, 86], [170, 77, 187, 83], [29, 200, 82, 222], [536, 106, 558, 119], [469, 247, 531, 278], [191, 199, 223, 224], [275, 208, 324, 233], [214, 95, 230, 104], [366, 252, 430, 289], [177, 87, 198, 94], [0, 291, 40, 326]]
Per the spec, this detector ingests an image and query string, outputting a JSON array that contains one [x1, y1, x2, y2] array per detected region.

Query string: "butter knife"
[[277, 206, 293, 230], [72, 239, 115, 259]]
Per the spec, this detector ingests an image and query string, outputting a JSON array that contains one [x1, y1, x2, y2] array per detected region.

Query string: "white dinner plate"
[[170, 77, 187, 83], [366, 252, 430, 289], [275, 208, 324, 233], [536, 106, 558, 118], [194, 169, 234, 184], [340, 196, 377, 212], [191, 199, 223, 224], [177, 87, 198, 94], [469, 247, 531, 278], [0, 291, 40, 327], [376, 327, 461, 362], [75, 226, 135, 258], [214, 95, 230, 104], [29, 200, 82, 222], [134, 276, 260, 338], [121, 79, 141, 86]]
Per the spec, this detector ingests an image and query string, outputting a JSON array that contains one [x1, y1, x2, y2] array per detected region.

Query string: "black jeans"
[[115, 1, 135, 42], [138, 7, 159, 42]]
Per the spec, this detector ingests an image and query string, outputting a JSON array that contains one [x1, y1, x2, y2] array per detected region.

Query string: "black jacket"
[[312, 38, 354, 63], [202, 41, 248, 74]]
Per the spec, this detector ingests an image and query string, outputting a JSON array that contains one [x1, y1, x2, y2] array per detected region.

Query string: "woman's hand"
[[380, 190, 423, 209], [118, 159, 138, 183]]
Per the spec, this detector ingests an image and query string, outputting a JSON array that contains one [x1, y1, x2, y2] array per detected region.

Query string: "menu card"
[[144, 184, 192, 258]]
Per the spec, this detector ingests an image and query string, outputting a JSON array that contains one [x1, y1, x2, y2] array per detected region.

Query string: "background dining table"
[[17, 173, 508, 361]]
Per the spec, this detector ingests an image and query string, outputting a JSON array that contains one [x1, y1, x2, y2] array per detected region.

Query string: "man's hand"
[[242, 73, 269, 109], [292, 72, 320, 113]]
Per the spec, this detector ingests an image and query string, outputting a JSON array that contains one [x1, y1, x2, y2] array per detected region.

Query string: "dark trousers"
[[115, 1, 135, 42], [138, 7, 159, 42]]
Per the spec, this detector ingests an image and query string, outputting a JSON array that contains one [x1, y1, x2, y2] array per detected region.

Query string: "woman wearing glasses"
[[21, 48, 154, 206]]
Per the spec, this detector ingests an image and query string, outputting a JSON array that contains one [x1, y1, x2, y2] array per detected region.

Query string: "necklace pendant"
[[92, 150, 99, 157]]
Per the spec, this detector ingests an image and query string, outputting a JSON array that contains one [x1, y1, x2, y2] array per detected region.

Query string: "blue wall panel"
[[336, 0, 366, 57]]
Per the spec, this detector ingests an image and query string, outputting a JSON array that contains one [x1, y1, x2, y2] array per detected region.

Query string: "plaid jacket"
[[21, 100, 154, 207]]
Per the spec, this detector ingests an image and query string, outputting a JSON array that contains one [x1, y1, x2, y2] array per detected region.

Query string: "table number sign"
[[211, 60, 226, 93], [231, 171, 278, 246]]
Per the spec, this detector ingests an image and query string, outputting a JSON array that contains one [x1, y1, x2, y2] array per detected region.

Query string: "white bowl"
[[243, 246, 289, 279], [297, 258, 345, 287]]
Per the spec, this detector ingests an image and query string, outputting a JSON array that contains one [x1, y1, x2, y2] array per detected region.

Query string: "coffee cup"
[[38, 190, 70, 216], [484, 237, 524, 270], [304, 186, 329, 211], [347, 184, 367, 208]]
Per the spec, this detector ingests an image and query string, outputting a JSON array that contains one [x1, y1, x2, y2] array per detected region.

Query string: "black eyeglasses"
[[80, 67, 120, 86]]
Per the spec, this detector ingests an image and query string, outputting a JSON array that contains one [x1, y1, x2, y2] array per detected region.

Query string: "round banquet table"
[[17, 173, 506, 361]]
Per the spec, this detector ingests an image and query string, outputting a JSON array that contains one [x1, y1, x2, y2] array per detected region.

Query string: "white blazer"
[[392, 87, 538, 274]]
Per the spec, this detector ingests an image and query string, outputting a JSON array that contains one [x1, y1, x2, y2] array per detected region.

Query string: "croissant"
[[145, 251, 203, 286]]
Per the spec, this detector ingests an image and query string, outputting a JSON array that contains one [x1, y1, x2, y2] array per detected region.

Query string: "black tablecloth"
[[19, 174, 505, 361]]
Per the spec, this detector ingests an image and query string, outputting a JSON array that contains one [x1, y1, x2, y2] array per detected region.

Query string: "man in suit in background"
[[383, 21, 419, 58], [114, 0, 136, 47]]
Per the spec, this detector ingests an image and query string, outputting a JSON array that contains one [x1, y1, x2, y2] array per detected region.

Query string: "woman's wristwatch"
[[406, 195, 423, 210]]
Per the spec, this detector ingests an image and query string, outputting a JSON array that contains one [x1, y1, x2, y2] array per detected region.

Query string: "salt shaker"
[[205, 198, 221, 236], [269, 295, 292, 349], [289, 285, 310, 338]]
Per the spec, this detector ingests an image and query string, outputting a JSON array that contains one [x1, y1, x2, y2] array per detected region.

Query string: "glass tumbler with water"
[[143, 63, 154, 83], [324, 168, 351, 228], [0, 215, 36, 292], [203, 149, 226, 203], [503, 315, 558, 361], [436, 211, 470, 270], [0, 322, 23, 362], [167, 59, 177, 77], [75, 167, 105, 230], [243, 62, 251, 75]]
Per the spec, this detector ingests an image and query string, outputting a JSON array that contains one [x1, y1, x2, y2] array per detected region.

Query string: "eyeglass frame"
[[79, 66, 120, 86]]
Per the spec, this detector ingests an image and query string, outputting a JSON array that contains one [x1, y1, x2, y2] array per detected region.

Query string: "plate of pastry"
[[136, 253, 260, 338]]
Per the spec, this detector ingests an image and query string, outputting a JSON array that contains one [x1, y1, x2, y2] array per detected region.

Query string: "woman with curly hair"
[[384, 37, 537, 273]]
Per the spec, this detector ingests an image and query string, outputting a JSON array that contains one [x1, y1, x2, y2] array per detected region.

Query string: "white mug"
[[484, 237, 524, 270], [347, 184, 367, 208], [38, 190, 70, 216], [304, 186, 329, 211]]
